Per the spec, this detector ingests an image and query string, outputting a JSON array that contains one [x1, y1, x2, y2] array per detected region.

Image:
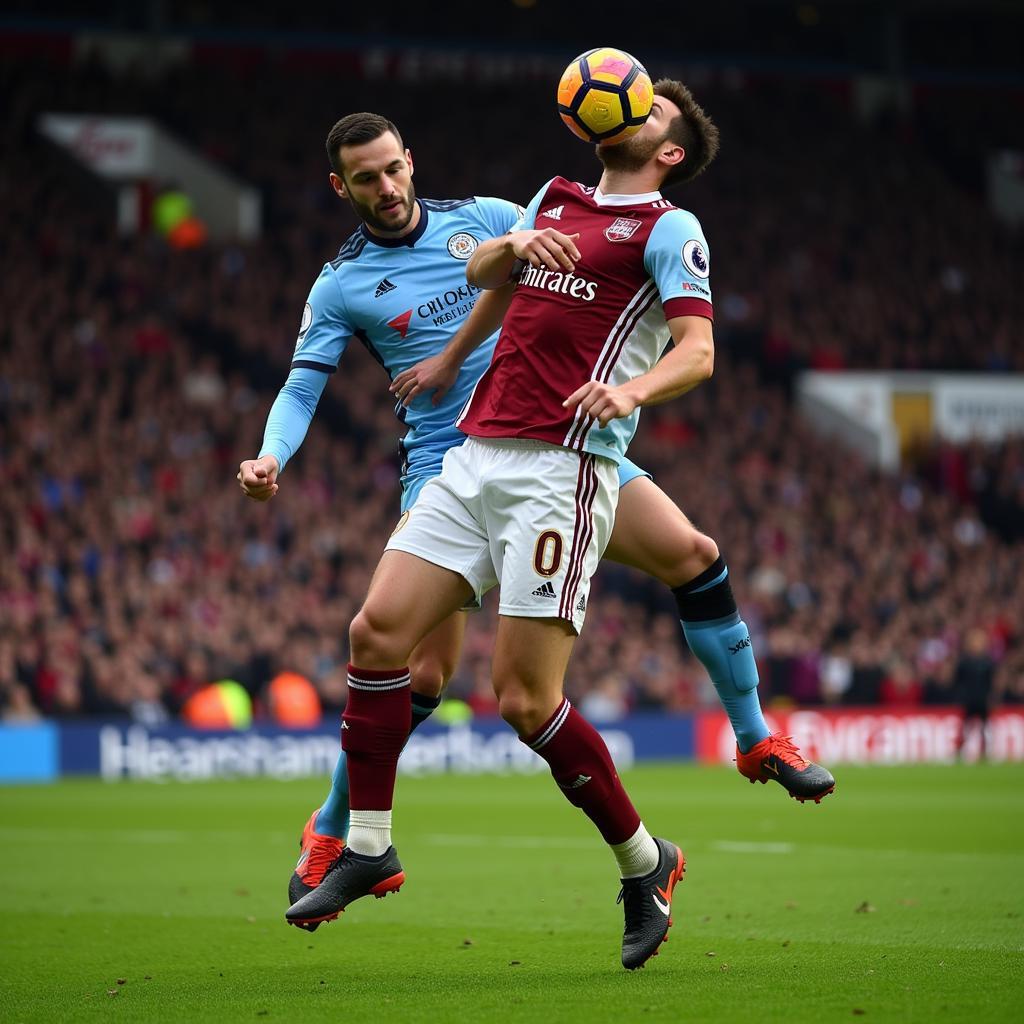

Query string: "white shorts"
[[385, 437, 618, 634]]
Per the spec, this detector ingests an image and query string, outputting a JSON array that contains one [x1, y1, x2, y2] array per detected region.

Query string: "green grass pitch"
[[1, 763, 1023, 1023]]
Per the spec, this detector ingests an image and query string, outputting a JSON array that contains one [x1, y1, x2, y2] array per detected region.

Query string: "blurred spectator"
[[0, 53, 1021, 722], [954, 628, 997, 758], [1, 684, 42, 723], [579, 673, 631, 724], [879, 659, 924, 708]]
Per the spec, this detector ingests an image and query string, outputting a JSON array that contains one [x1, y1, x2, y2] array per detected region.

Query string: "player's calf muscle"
[[408, 614, 466, 696]]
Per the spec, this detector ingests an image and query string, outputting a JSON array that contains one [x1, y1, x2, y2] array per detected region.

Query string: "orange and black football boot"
[[287, 810, 345, 930], [736, 734, 835, 803], [286, 845, 406, 930]]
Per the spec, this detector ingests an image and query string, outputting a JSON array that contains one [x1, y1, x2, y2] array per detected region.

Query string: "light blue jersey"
[[259, 194, 653, 511], [291, 198, 519, 486]]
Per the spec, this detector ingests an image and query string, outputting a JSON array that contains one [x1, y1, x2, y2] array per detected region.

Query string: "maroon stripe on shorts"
[[559, 455, 598, 622], [557, 456, 593, 621]]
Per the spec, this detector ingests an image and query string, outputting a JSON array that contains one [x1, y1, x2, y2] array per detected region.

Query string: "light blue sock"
[[314, 751, 350, 838], [683, 612, 769, 754]]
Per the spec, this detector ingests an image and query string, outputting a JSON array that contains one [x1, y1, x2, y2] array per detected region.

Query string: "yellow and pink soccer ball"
[[557, 47, 654, 145]]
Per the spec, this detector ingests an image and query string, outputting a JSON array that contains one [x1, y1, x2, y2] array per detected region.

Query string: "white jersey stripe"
[[562, 281, 651, 447], [571, 287, 659, 451], [454, 374, 483, 429], [563, 279, 658, 449], [573, 290, 659, 450], [595, 283, 658, 383]]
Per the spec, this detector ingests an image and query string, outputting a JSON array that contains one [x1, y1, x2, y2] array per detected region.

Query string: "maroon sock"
[[342, 664, 411, 810], [522, 698, 641, 844]]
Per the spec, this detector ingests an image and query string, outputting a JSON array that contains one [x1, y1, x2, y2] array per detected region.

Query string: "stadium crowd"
[[1, 53, 1021, 723]]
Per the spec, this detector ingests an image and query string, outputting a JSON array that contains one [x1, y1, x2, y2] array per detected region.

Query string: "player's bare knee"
[[349, 607, 407, 668], [691, 530, 720, 570], [663, 529, 720, 588], [496, 688, 529, 732], [497, 686, 555, 736], [408, 652, 447, 698]]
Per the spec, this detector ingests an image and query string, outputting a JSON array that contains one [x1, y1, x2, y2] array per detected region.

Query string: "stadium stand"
[[1, 52, 1020, 722]]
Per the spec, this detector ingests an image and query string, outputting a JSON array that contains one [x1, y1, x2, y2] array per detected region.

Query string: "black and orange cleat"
[[736, 734, 835, 803], [618, 837, 685, 970], [285, 846, 405, 929], [287, 810, 346, 925]]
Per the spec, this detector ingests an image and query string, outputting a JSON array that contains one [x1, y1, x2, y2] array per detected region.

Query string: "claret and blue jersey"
[[458, 177, 714, 466], [270, 196, 521, 505]]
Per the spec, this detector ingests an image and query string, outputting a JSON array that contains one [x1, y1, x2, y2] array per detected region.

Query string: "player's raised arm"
[[238, 265, 350, 499], [238, 366, 329, 500], [466, 230, 581, 289], [562, 316, 714, 428], [466, 177, 578, 288], [390, 283, 515, 407], [616, 313, 715, 405]]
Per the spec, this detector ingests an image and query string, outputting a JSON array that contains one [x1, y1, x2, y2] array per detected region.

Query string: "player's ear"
[[405, 148, 414, 177], [658, 144, 685, 172], [330, 171, 348, 199]]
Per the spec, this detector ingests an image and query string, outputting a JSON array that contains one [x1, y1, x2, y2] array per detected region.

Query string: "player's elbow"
[[466, 257, 503, 291], [466, 239, 515, 290], [465, 242, 495, 286], [465, 251, 484, 286], [695, 340, 714, 381]]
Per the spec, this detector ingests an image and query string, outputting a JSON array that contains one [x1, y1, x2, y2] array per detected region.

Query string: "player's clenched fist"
[[510, 229, 581, 272], [562, 381, 639, 428], [237, 455, 280, 501]]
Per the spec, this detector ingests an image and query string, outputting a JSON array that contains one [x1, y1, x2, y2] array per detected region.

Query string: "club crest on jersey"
[[295, 302, 313, 351], [447, 232, 479, 260], [682, 239, 710, 279], [604, 217, 642, 242]]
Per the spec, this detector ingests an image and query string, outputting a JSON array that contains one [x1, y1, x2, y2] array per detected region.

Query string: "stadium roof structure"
[[1, 0, 1022, 83]]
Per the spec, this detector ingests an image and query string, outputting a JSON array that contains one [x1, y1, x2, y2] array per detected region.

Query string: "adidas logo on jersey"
[[576, 594, 587, 614], [539, 205, 564, 221], [531, 581, 557, 599], [374, 278, 397, 298]]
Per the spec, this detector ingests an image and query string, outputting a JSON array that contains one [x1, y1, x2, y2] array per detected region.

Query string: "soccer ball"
[[557, 47, 654, 145]]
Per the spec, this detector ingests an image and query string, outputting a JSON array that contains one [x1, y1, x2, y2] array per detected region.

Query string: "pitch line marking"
[[712, 840, 795, 854]]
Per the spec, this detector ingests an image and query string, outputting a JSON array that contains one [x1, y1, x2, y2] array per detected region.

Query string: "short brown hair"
[[653, 80, 720, 188], [325, 113, 403, 177]]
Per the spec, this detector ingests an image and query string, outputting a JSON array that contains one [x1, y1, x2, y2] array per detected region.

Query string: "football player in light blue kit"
[[286, 195, 508, 516], [237, 110, 832, 912]]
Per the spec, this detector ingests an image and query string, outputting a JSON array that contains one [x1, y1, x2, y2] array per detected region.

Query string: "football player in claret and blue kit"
[[239, 99, 833, 968]]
